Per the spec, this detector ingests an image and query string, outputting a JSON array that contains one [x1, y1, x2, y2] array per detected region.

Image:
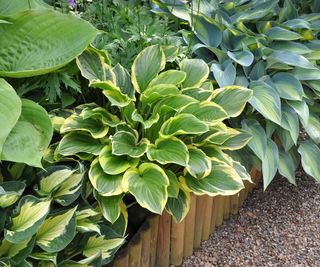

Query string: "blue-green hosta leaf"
[[283, 18, 311, 29], [94, 192, 123, 224], [57, 132, 104, 156], [111, 131, 149, 158], [80, 107, 120, 127], [0, 236, 35, 265], [112, 63, 134, 98], [278, 150, 296, 185], [160, 114, 209, 137], [0, 79, 21, 156], [0, 181, 25, 208], [180, 58, 209, 88], [149, 70, 186, 87], [166, 170, 180, 198], [298, 140, 320, 182], [122, 163, 169, 214], [36, 207, 77, 253], [191, 14, 222, 48], [271, 72, 304, 101], [270, 41, 312, 54], [0, 10, 97, 77], [147, 137, 189, 166], [212, 86, 253, 117], [131, 45, 166, 93], [281, 104, 299, 145], [270, 51, 317, 69], [242, 119, 267, 160], [303, 112, 320, 144], [1, 99, 53, 167], [227, 50, 254, 67], [99, 145, 139, 175], [181, 159, 244, 196], [186, 146, 211, 179], [265, 27, 301, 40], [262, 139, 279, 190], [211, 61, 236, 88], [287, 100, 309, 126], [165, 189, 190, 223], [232, 160, 252, 183], [249, 80, 282, 125], [89, 158, 124, 196], [291, 67, 320, 80], [179, 102, 228, 123], [5, 196, 51, 243], [276, 128, 295, 152], [90, 81, 131, 107]]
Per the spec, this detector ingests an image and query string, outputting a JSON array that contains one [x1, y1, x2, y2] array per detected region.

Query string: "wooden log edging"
[[112, 168, 261, 267]]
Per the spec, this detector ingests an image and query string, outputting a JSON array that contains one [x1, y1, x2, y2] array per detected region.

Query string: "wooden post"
[[114, 247, 129, 267], [193, 196, 206, 248], [215, 196, 224, 227], [148, 215, 159, 267], [210, 197, 217, 233], [223, 196, 230, 220], [230, 193, 239, 215], [183, 194, 196, 257], [140, 221, 151, 267], [202, 196, 213, 241], [156, 211, 171, 267], [170, 219, 185, 266], [128, 233, 142, 267], [239, 188, 246, 207]]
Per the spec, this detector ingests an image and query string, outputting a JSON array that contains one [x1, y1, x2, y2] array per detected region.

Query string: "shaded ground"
[[182, 170, 320, 267]]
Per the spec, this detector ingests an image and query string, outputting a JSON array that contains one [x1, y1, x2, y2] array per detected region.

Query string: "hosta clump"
[[50, 45, 253, 224]]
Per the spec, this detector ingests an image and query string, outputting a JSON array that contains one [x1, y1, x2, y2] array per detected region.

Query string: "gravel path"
[[182, 171, 320, 267]]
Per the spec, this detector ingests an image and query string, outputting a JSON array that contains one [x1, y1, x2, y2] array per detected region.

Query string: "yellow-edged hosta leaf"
[[165, 170, 180, 198], [81, 107, 120, 127], [186, 146, 211, 179], [165, 189, 190, 223], [94, 192, 123, 224], [140, 84, 180, 104], [180, 58, 209, 88], [149, 70, 186, 87]]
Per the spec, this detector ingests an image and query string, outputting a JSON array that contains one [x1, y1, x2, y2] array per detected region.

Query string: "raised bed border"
[[112, 168, 261, 267]]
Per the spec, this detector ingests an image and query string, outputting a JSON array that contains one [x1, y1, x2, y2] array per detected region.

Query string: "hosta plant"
[[49, 45, 253, 225], [154, 0, 320, 188]]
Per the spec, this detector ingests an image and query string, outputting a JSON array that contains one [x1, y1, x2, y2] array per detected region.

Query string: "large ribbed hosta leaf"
[[0, 10, 97, 78], [0, 0, 50, 16]]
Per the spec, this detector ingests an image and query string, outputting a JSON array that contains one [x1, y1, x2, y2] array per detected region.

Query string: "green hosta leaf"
[[242, 119, 267, 160], [0, 236, 35, 265], [36, 207, 77, 253], [265, 27, 301, 40], [186, 146, 211, 179], [149, 70, 186, 87], [89, 158, 124, 196], [180, 59, 209, 88], [298, 140, 320, 182], [5, 196, 51, 243], [212, 86, 253, 117], [0, 79, 21, 156], [0, 181, 25, 208], [303, 113, 320, 144], [81, 107, 120, 127], [271, 72, 304, 101], [0, 10, 97, 77], [270, 51, 317, 69], [165, 189, 190, 223], [99, 145, 139, 175], [1, 99, 53, 167], [0, 0, 50, 16], [211, 61, 236, 88], [179, 102, 228, 123], [281, 104, 299, 144], [278, 150, 296, 185], [166, 170, 179, 198], [111, 131, 149, 158], [249, 80, 282, 125], [57, 132, 104, 156], [227, 51, 254, 67], [160, 114, 209, 137], [94, 192, 123, 224], [112, 63, 134, 98], [132, 45, 165, 93], [147, 137, 189, 166], [122, 163, 169, 214], [191, 14, 222, 47], [287, 100, 309, 125], [181, 160, 244, 196], [262, 140, 279, 190]]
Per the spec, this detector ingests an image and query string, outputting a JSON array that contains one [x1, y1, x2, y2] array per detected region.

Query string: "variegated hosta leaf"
[[298, 140, 320, 182], [212, 86, 253, 117], [153, 95, 198, 115], [287, 100, 309, 126], [131, 45, 166, 93], [181, 87, 212, 102], [180, 58, 209, 88], [60, 113, 109, 139], [140, 84, 180, 104], [99, 145, 139, 175], [76, 208, 101, 235], [160, 114, 209, 137], [122, 163, 169, 214], [29, 251, 57, 265], [219, 130, 253, 150], [181, 159, 244, 196], [165, 170, 180, 198], [211, 61, 236, 88], [81, 107, 120, 127], [111, 131, 149, 158], [131, 110, 160, 129], [5, 196, 51, 243], [0, 181, 25, 208], [112, 63, 135, 98], [36, 207, 77, 252], [94, 192, 123, 224], [149, 70, 186, 87], [165, 189, 190, 223], [262, 139, 279, 190], [302, 112, 320, 145], [227, 50, 254, 67], [232, 160, 252, 183], [278, 150, 297, 185], [89, 158, 123, 196], [57, 132, 104, 156], [281, 104, 299, 145], [147, 137, 189, 166], [186, 146, 211, 179]]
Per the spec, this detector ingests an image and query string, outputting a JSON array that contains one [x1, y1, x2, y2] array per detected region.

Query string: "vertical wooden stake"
[[202, 196, 213, 241], [156, 211, 171, 267], [114, 247, 129, 267], [183, 194, 196, 257], [230, 193, 239, 215], [129, 233, 142, 267], [148, 215, 159, 267], [223, 196, 230, 220], [170, 219, 185, 266], [140, 221, 151, 267], [193, 196, 206, 248], [239, 188, 246, 208], [210, 197, 217, 234], [215, 196, 224, 227]]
